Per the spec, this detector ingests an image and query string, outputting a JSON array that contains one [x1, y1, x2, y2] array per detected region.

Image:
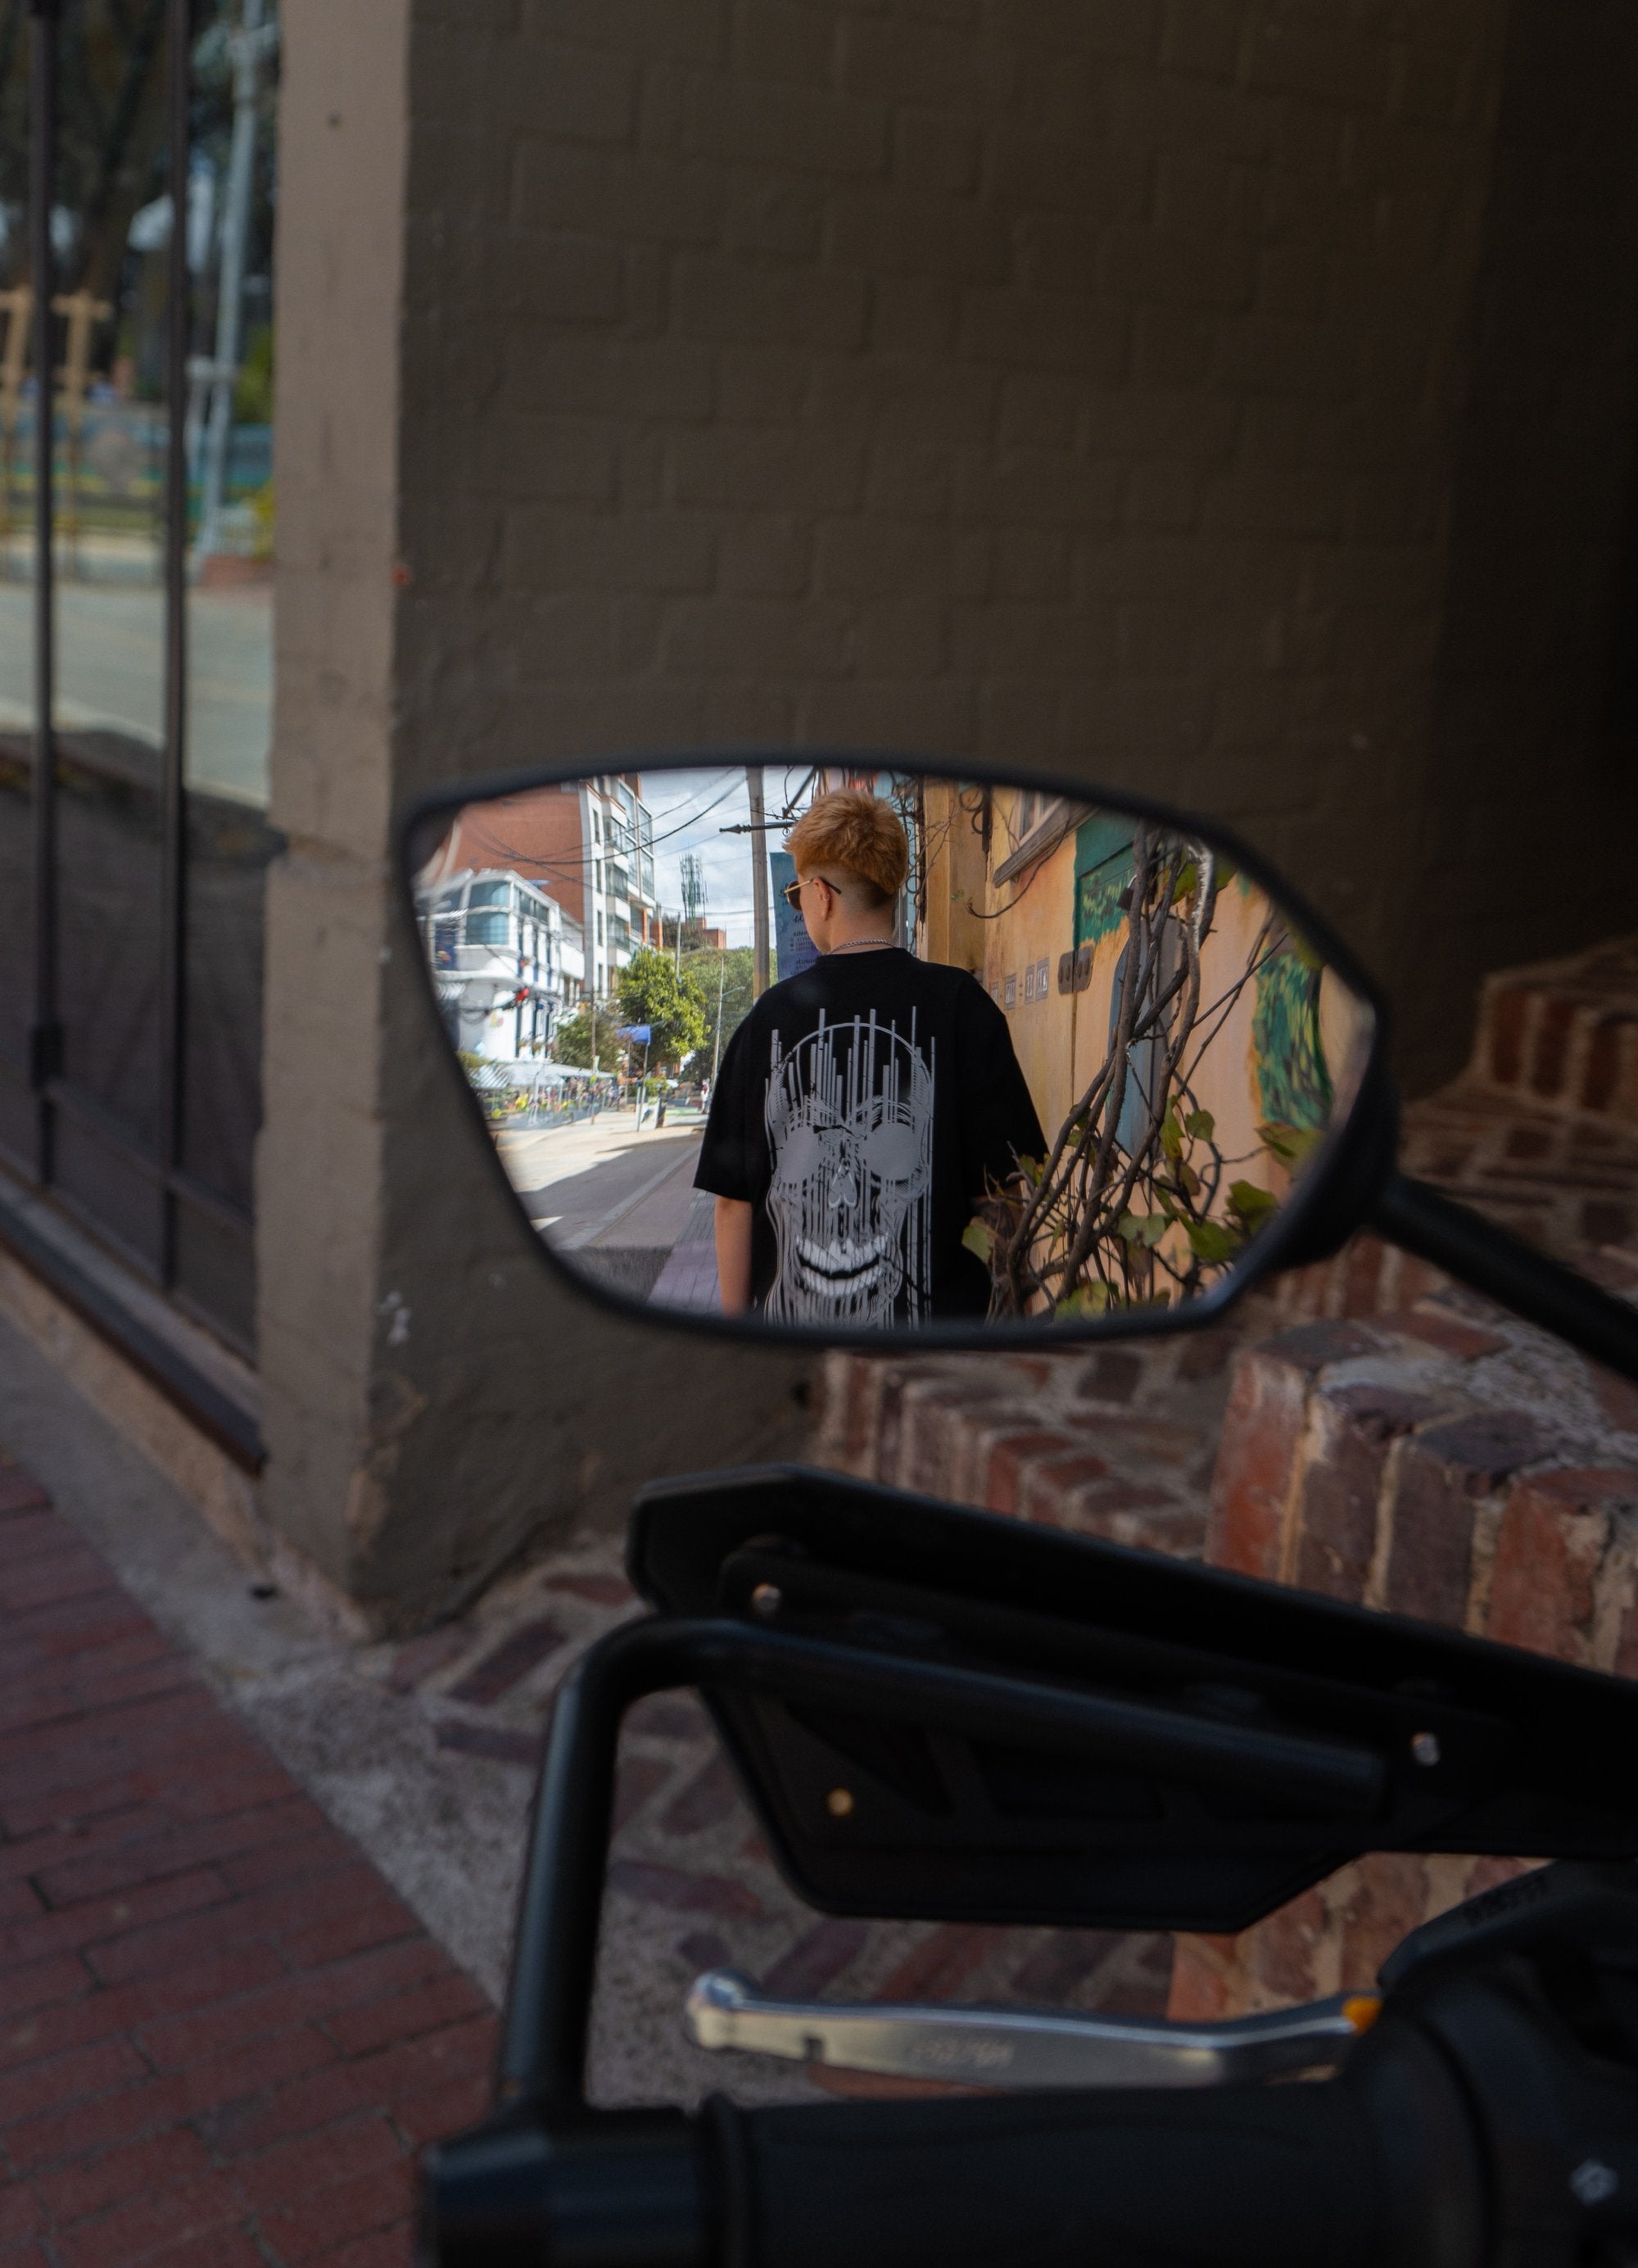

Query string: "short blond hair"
[[785, 790, 908, 908]]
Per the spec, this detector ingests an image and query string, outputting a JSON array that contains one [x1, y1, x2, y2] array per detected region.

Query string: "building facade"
[[3, 0, 1638, 1625], [416, 864, 586, 1064], [434, 772, 663, 1003]]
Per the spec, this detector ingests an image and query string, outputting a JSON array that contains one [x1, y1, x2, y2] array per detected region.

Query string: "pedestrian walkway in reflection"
[[500, 1107, 717, 1306]]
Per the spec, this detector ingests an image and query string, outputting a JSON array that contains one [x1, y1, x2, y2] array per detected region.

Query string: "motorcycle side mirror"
[[399, 750, 1392, 1351], [402, 748, 1638, 1382]]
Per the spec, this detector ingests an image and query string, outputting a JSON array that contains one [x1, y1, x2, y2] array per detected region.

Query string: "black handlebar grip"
[[419, 2109, 708, 2268], [717, 2021, 1485, 2268], [419, 2017, 1483, 2268]]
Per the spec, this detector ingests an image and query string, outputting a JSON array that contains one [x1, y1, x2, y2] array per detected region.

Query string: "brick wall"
[[1207, 1311, 1638, 1638], [1175, 931, 1638, 2010], [817, 1295, 1638, 2026], [1170, 1299, 1638, 2017], [814, 1331, 1240, 1557], [817, 927, 1638, 2021], [820, 1295, 1638, 2021], [396, 0, 1521, 1040], [265, 0, 1638, 1618]]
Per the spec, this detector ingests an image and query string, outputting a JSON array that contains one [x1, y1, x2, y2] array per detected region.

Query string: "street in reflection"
[[413, 764, 1373, 1333]]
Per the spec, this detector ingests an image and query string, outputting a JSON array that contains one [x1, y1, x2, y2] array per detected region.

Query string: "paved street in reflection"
[[499, 1105, 713, 1304]]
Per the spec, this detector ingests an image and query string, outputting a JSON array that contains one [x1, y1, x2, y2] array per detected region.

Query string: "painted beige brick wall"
[[395, 0, 1510, 999]]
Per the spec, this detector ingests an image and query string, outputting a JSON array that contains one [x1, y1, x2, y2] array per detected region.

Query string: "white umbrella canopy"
[[472, 1059, 619, 1089]]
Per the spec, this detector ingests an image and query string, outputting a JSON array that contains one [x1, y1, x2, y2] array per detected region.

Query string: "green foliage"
[[247, 480, 275, 561], [1260, 1121, 1325, 1168], [1118, 1211, 1170, 1249], [616, 948, 708, 1071], [1185, 1219, 1242, 1265], [1056, 1282, 1116, 1318], [553, 1005, 624, 1071], [1228, 1179, 1279, 1233], [962, 1218, 994, 1262], [680, 947, 756, 1071], [984, 822, 1333, 1323], [234, 324, 275, 423]]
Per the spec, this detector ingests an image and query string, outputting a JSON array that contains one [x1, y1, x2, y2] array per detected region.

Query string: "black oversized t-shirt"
[[695, 948, 1045, 1324]]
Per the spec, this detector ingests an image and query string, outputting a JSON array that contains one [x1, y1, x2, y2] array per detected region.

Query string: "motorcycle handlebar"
[[421, 2017, 1486, 2268], [724, 2085, 1387, 2268]]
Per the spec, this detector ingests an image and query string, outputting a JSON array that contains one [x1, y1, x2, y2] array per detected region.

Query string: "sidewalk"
[[0, 1311, 1174, 2260], [0, 1455, 491, 2268]]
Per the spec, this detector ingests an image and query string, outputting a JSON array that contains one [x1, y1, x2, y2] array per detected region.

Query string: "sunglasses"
[[782, 874, 840, 910]]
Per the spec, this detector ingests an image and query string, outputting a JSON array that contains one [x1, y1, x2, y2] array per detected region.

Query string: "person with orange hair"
[[695, 788, 1043, 1327]]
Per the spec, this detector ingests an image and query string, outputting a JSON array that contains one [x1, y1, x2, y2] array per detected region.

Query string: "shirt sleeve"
[[693, 1017, 755, 1199], [956, 977, 1048, 1202]]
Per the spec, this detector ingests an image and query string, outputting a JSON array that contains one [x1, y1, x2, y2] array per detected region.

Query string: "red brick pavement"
[[0, 1442, 1182, 2257], [0, 1455, 495, 2268]]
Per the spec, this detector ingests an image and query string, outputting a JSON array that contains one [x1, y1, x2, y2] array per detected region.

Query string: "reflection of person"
[[695, 790, 1044, 1324]]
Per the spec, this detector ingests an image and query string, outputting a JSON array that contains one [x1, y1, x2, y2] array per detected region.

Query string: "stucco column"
[[260, 0, 808, 1632]]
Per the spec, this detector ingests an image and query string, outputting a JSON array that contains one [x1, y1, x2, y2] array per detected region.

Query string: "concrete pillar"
[[260, 0, 809, 1632]]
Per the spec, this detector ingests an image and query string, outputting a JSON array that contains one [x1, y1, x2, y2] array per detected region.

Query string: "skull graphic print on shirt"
[[762, 1012, 934, 1325]]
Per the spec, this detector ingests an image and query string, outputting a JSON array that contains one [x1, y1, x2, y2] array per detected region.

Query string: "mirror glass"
[[409, 760, 1374, 1337]]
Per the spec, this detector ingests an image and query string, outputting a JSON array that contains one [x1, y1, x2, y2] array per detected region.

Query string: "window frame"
[[0, 0, 267, 1363]]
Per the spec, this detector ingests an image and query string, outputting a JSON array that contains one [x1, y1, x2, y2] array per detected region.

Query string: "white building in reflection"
[[404, 774, 661, 1010], [417, 869, 586, 1062]]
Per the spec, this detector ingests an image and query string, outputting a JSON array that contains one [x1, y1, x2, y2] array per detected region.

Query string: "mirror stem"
[[1371, 1170, 1638, 1385]]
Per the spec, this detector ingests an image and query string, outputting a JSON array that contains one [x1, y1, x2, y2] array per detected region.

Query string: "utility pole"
[[747, 766, 770, 997]]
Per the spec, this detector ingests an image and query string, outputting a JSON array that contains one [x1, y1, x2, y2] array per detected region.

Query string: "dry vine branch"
[[974, 832, 1298, 1320]]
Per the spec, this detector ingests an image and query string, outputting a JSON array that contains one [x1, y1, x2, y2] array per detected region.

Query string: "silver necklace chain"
[[826, 938, 897, 954]]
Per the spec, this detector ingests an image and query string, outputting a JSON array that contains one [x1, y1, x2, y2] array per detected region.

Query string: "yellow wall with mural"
[[918, 790, 1355, 1232]]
